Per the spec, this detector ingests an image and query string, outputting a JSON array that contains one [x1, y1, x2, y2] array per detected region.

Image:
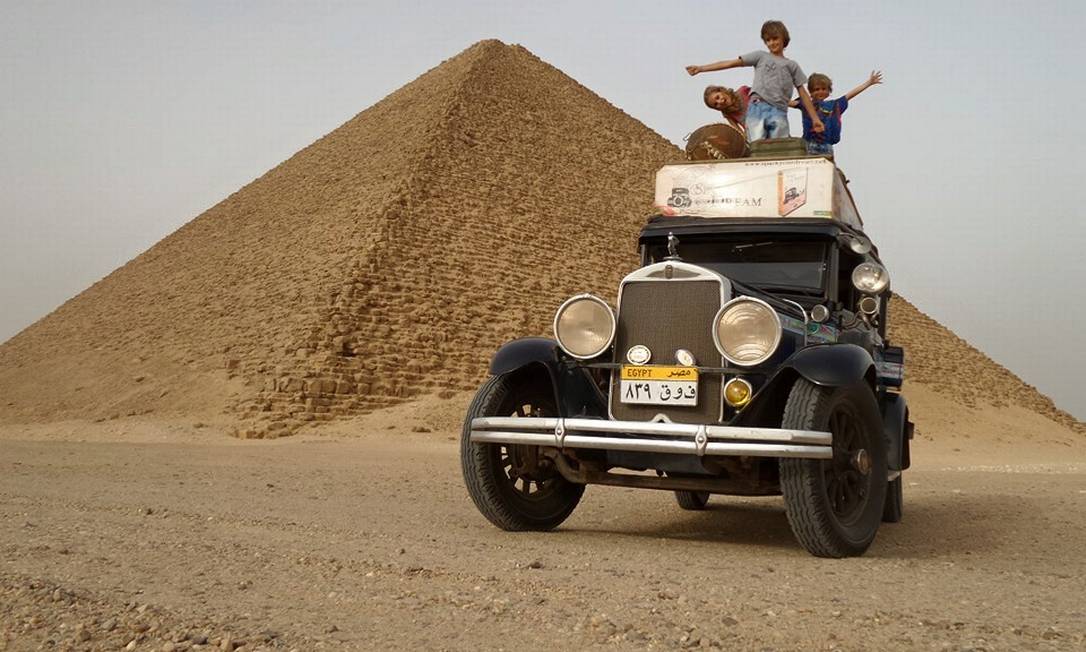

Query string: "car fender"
[[784, 343, 876, 388], [731, 344, 876, 428], [488, 337, 608, 418], [880, 392, 912, 471], [490, 337, 563, 376]]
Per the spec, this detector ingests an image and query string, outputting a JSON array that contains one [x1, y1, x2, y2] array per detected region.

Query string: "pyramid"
[[0, 40, 677, 435], [0, 40, 1080, 437], [887, 297, 1080, 431]]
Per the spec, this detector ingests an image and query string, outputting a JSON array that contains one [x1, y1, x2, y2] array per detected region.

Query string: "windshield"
[[647, 239, 829, 295]]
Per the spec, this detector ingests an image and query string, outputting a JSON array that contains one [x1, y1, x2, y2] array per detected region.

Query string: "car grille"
[[610, 279, 726, 424]]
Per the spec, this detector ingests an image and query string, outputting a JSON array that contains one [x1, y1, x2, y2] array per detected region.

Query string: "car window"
[[647, 239, 828, 294]]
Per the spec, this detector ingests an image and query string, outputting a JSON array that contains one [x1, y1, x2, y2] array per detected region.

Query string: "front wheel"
[[674, 491, 710, 510], [460, 373, 584, 531], [779, 379, 887, 557]]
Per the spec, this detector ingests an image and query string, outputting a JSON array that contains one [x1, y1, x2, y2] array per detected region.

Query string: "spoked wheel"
[[460, 374, 584, 531], [823, 404, 876, 522], [779, 379, 887, 557], [499, 442, 559, 499], [674, 491, 710, 510]]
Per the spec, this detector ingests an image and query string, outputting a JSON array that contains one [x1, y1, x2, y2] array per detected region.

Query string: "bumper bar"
[[469, 417, 832, 460]]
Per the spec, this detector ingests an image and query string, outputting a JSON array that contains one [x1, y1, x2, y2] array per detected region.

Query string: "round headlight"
[[851, 262, 889, 294], [713, 297, 782, 367], [553, 294, 616, 359]]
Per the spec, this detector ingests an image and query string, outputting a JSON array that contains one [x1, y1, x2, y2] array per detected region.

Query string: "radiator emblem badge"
[[626, 345, 652, 365]]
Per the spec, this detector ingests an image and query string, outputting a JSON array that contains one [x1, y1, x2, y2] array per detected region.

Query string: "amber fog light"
[[553, 294, 616, 359], [724, 378, 753, 408]]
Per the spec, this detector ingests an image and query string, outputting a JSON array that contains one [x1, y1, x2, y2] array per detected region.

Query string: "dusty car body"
[[461, 152, 912, 557]]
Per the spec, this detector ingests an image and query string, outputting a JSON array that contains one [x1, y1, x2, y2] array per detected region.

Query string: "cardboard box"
[[654, 158, 862, 229]]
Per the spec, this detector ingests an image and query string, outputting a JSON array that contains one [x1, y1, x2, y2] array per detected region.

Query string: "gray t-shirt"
[[741, 50, 807, 109]]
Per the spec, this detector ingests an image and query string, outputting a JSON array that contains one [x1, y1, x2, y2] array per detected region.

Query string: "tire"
[[779, 379, 887, 558], [460, 373, 584, 531], [674, 491, 710, 511], [882, 475, 903, 523]]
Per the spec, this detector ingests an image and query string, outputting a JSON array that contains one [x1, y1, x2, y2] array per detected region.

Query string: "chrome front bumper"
[[469, 417, 833, 460]]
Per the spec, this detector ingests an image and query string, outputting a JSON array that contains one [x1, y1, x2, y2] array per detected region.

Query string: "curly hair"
[[761, 20, 790, 47]]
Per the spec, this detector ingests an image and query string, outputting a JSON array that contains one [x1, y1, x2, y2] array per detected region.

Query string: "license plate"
[[619, 365, 698, 406]]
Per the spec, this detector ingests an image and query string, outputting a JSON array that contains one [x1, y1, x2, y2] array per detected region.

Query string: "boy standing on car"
[[686, 20, 823, 141], [789, 70, 883, 156]]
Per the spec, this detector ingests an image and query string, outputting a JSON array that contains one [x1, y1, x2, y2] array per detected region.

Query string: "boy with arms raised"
[[687, 20, 823, 141], [789, 70, 883, 156]]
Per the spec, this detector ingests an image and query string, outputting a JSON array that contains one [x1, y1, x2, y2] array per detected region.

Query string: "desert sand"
[[1, 388, 1084, 651], [1, 39, 1083, 651]]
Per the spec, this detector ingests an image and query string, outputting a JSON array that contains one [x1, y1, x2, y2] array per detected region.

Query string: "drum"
[[684, 123, 750, 160]]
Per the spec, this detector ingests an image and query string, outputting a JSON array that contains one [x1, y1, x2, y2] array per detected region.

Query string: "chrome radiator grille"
[[610, 279, 725, 424]]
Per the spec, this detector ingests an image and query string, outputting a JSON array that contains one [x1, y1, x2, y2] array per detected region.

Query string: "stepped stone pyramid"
[[0, 40, 677, 435], [887, 297, 1080, 431], [0, 40, 1079, 436]]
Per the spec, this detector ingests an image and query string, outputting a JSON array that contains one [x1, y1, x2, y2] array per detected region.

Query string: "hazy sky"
[[2, 1, 1084, 419]]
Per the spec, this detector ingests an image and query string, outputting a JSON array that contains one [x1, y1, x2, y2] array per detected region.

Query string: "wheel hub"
[[507, 445, 553, 482], [850, 449, 871, 475]]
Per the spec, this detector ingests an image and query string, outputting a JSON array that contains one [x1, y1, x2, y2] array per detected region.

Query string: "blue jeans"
[[745, 98, 790, 140], [806, 140, 834, 156]]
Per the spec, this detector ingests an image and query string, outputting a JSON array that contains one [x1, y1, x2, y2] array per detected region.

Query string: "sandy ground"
[[2, 391, 1084, 652]]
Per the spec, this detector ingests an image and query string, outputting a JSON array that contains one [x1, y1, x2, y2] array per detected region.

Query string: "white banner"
[[654, 158, 862, 229]]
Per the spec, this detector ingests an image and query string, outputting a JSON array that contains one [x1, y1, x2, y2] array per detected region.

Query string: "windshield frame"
[[642, 235, 835, 300]]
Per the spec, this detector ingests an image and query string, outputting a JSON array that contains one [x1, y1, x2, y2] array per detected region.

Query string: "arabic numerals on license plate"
[[624, 382, 651, 401], [622, 380, 697, 405]]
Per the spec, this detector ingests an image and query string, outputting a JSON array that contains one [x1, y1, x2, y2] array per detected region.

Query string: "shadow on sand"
[[560, 491, 1017, 558]]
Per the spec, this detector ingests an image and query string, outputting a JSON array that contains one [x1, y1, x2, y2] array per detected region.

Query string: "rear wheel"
[[674, 491, 710, 510], [460, 373, 584, 531], [779, 379, 887, 557]]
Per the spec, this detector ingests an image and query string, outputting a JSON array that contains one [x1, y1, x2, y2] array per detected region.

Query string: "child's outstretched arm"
[[686, 58, 746, 76], [844, 70, 883, 100], [797, 87, 825, 133]]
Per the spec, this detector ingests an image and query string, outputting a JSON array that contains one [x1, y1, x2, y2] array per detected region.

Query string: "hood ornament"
[[665, 232, 682, 261]]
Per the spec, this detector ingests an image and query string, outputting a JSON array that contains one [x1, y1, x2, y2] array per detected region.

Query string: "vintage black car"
[[460, 156, 912, 558]]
